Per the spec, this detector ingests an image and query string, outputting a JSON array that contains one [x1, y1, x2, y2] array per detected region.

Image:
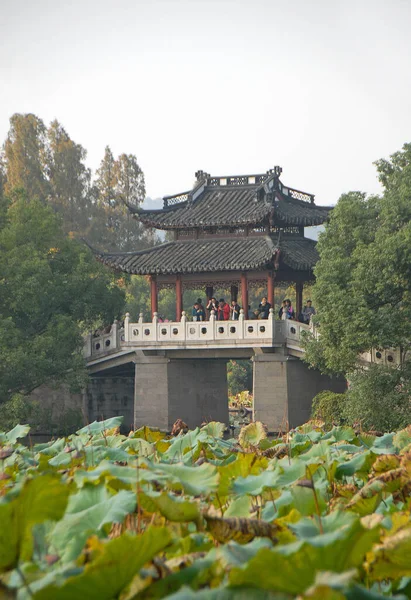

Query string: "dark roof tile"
[[94, 235, 318, 275]]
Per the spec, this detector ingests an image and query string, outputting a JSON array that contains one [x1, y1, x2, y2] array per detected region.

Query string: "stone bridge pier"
[[86, 344, 345, 433], [252, 353, 346, 432], [133, 351, 229, 430]]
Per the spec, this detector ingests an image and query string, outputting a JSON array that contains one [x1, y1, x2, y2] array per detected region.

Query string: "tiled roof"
[[275, 197, 330, 226], [94, 235, 318, 275], [135, 186, 271, 229], [135, 185, 330, 229], [279, 237, 319, 271]]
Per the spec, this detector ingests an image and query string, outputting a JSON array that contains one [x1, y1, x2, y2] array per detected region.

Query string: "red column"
[[267, 271, 274, 309], [150, 276, 158, 319], [241, 273, 248, 318], [176, 275, 183, 321], [296, 281, 303, 317]]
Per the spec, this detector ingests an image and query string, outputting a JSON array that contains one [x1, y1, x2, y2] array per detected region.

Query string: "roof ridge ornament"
[[266, 166, 282, 178], [195, 170, 210, 183]]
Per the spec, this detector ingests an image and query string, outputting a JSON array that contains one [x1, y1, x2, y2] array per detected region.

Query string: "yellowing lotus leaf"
[[238, 422, 267, 449]]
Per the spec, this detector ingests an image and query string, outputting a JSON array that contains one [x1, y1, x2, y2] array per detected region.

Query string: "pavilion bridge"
[[84, 310, 399, 434], [83, 166, 397, 433]]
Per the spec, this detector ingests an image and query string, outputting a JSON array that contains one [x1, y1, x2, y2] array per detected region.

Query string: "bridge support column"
[[252, 354, 345, 433], [134, 353, 229, 431]]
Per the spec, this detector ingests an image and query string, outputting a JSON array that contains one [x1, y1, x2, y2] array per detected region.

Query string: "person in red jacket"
[[218, 298, 230, 320]]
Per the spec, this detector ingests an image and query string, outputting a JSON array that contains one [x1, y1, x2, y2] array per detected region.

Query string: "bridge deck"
[[85, 310, 401, 368]]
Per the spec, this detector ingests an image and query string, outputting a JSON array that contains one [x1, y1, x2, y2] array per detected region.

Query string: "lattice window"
[[178, 229, 196, 238], [167, 193, 189, 206], [249, 226, 267, 235], [288, 188, 314, 203], [271, 226, 301, 235]]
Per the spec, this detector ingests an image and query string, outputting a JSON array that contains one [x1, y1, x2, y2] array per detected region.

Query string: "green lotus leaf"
[[334, 451, 376, 479], [322, 427, 356, 443], [229, 516, 380, 594], [4, 424, 30, 444], [76, 416, 124, 436], [162, 429, 201, 460], [218, 454, 268, 498], [224, 495, 252, 518], [50, 485, 136, 561], [147, 462, 219, 496], [345, 480, 385, 516], [0, 474, 69, 571], [31, 528, 171, 600], [124, 556, 220, 599], [232, 471, 278, 496], [262, 490, 293, 522], [370, 434, 396, 455], [141, 491, 201, 523], [163, 585, 286, 599], [290, 480, 328, 517]]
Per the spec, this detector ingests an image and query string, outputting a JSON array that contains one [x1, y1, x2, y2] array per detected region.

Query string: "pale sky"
[[1, 0, 411, 204]]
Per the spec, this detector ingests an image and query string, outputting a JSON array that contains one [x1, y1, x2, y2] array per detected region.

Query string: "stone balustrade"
[[83, 311, 402, 367]]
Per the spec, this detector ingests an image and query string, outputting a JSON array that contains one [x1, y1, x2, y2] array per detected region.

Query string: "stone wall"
[[86, 376, 135, 432]]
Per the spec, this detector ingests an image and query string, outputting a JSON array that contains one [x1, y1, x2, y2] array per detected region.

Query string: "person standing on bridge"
[[301, 299, 316, 324], [206, 297, 219, 319], [258, 297, 271, 319], [230, 300, 241, 320], [218, 298, 230, 320]]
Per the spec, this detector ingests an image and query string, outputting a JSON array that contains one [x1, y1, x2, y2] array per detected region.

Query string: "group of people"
[[191, 296, 316, 324], [278, 298, 316, 324]]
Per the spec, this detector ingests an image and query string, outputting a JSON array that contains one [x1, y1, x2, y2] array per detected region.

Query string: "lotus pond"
[[1, 417, 411, 599]]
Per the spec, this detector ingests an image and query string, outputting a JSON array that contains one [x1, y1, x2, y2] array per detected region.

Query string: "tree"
[[96, 146, 116, 210], [3, 114, 49, 200], [303, 143, 411, 431], [114, 153, 145, 209], [94, 148, 149, 251], [0, 189, 125, 403], [46, 120, 92, 234], [305, 145, 411, 374]]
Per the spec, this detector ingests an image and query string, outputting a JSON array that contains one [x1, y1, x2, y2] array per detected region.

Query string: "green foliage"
[[227, 360, 253, 396], [0, 394, 83, 435], [303, 143, 411, 431], [343, 365, 411, 432], [2, 418, 411, 598], [0, 190, 125, 402], [306, 145, 411, 374], [311, 390, 346, 429]]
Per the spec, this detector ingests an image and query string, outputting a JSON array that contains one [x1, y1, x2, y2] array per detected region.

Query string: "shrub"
[[311, 390, 346, 429], [343, 364, 411, 432]]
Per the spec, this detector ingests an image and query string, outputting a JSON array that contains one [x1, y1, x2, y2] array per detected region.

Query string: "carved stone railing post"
[[112, 319, 119, 349], [239, 309, 245, 339], [181, 311, 187, 341], [124, 313, 130, 342], [138, 312, 143, 324], [268, 308, 275, 341], [153, 312, 158, 341], [210, 309, 216, 340]]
